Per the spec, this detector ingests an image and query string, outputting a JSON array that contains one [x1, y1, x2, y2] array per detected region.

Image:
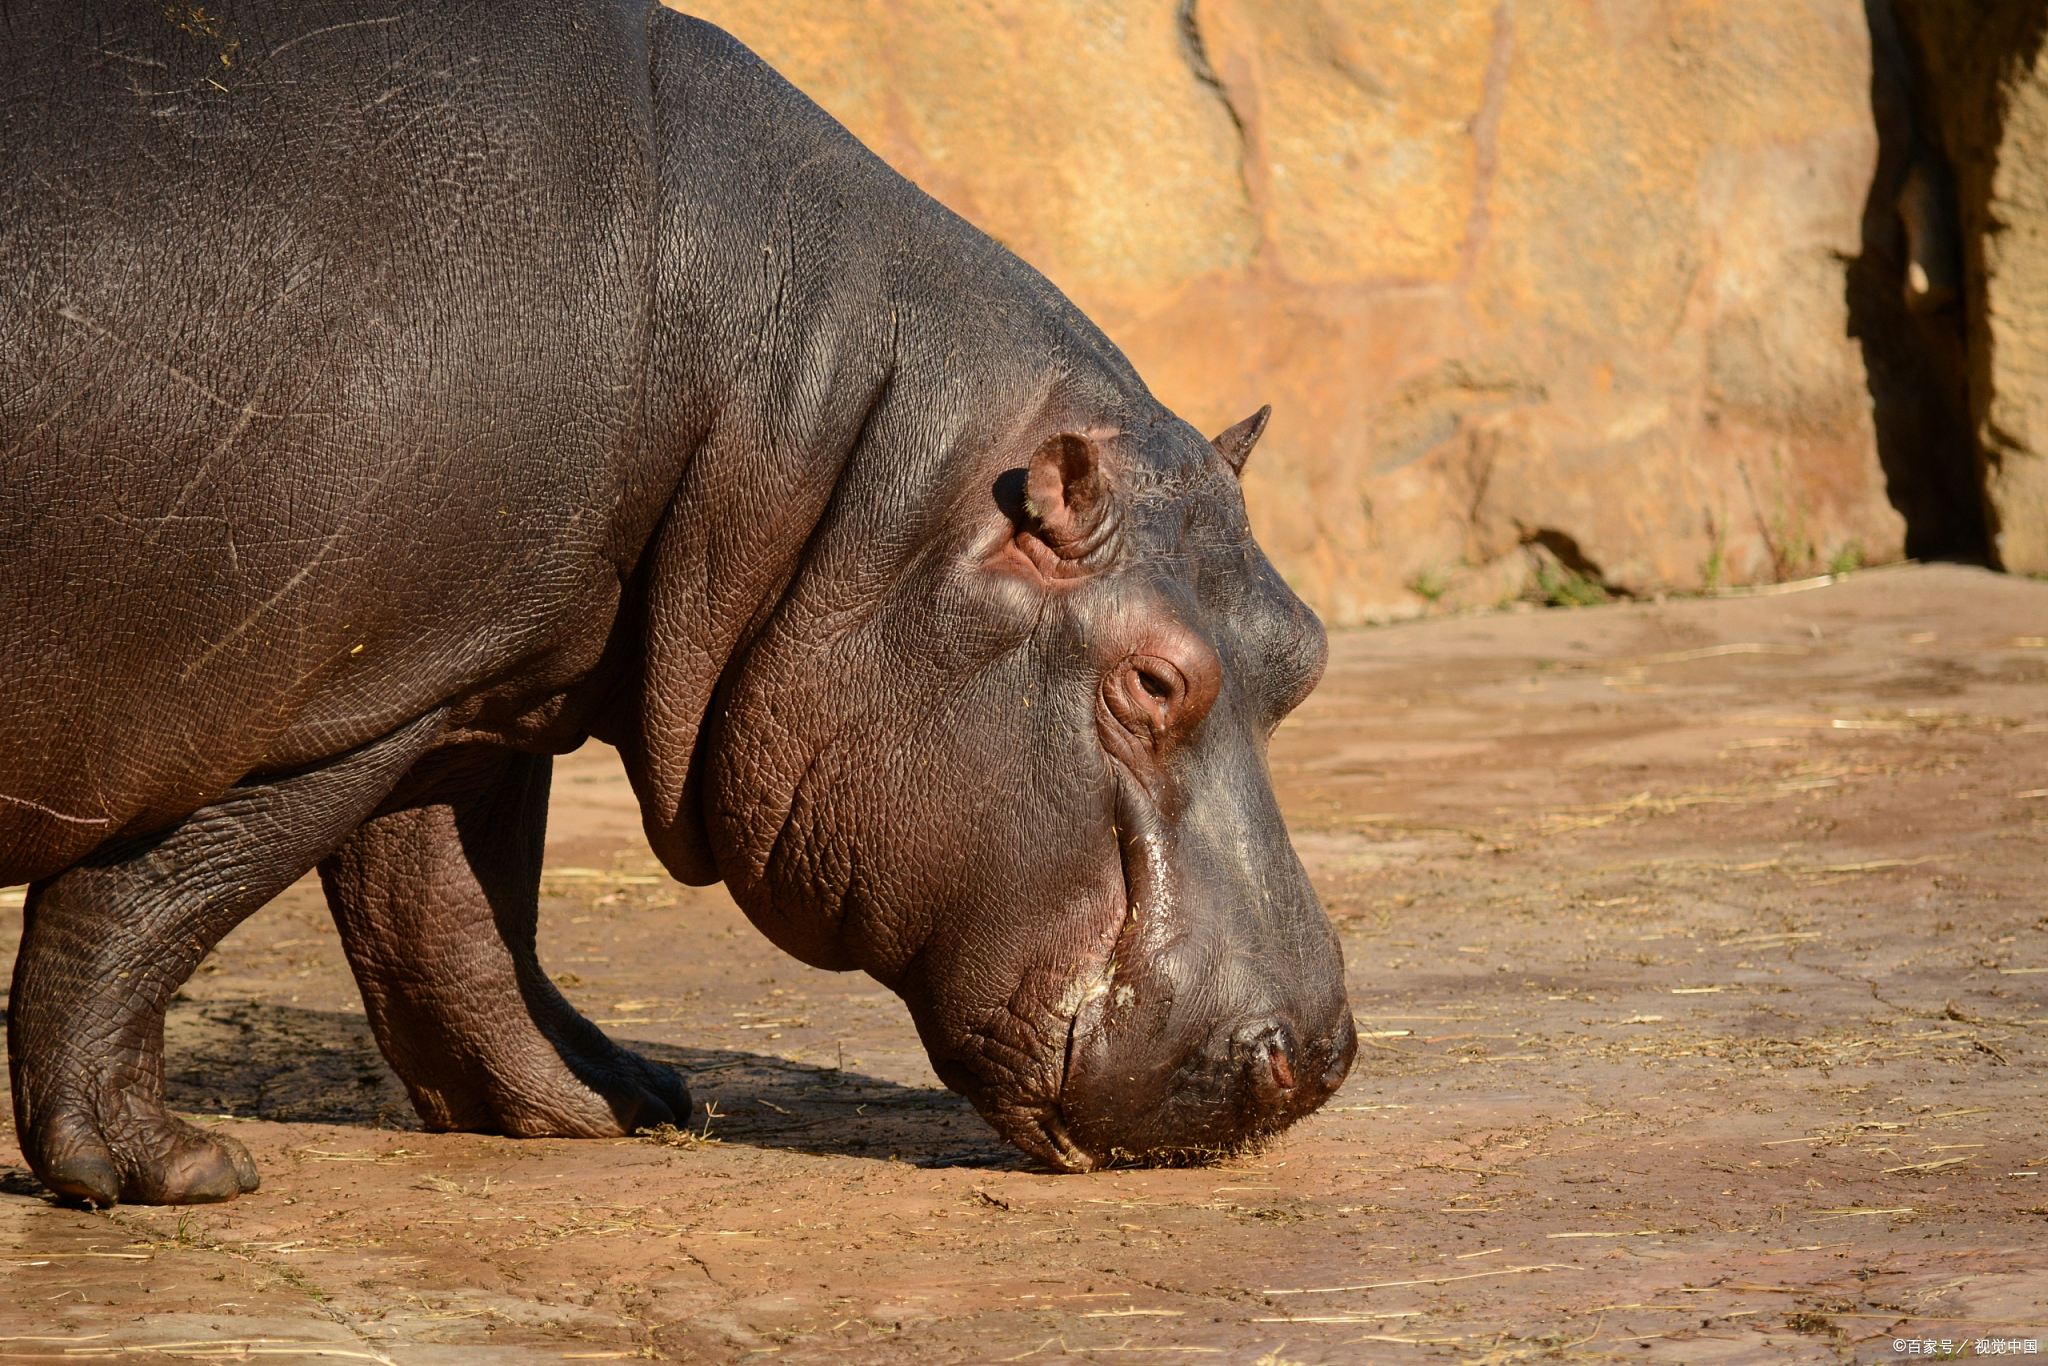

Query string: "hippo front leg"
[[8, 712, 445, 1206], [317, 747, 688, 1138]]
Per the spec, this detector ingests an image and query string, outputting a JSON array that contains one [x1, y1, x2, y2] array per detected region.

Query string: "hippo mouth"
[[1040, 968, 1121, 1171], [1040, 793, 1157, 1171], [984, 784, 1175, 1173], [951, 814, 1139, 1173], [1024, 1092, 1101, 1173], [971, 933, 1122, 1173], [1028, 770, 1168, 1172]]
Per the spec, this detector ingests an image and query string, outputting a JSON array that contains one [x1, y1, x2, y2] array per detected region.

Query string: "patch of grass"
[[275, 1265, 328, 1303], [1772, 524, 1815, 580], [1406, 564, 1455, 604], [1535, 562, 1608, 608], [640, 1122, 721, 1150], [1827, 540, 1865, 576], [1701, 536, 1726, 592]]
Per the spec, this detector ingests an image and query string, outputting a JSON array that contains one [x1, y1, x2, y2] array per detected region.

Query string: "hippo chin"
[[0, 0, 1352, 1203]]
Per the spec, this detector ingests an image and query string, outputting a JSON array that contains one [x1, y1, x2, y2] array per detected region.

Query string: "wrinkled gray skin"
[[0, 0, 1355, 1205]]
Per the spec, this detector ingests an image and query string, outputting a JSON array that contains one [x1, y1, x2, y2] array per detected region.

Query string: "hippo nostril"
[[1235, 1021, 1301, 1107], [1322, 1016, 1359, 1092], [1264, 1036, 1296, 1091]]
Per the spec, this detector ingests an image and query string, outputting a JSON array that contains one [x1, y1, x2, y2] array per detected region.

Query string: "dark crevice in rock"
[[1523, 528, 1604, 583], [1175, 0, 1235, 126], [1176, 0, 1259, 235], [1847, 0, 1989, 565], [1870, 0, 2048, 570]]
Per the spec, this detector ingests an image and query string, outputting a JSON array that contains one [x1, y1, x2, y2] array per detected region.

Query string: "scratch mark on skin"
[[92, 49, 168, 69], [55, 304, 285, 419], [149, 361, 277, 549], [0, 794, 109, 826], [179, 522, 353, 681], [107, 514, 243, 569], [0, 376, 93, 465], [179, 456, 402, 682], [267, 14, 407, 61], [50, 300, 290, 550]]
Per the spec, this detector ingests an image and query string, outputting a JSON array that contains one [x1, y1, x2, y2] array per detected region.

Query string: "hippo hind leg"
[[8, 712, 445, 1207], [318, 746, 688, 1139]]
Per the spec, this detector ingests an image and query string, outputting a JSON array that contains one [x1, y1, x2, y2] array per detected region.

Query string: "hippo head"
[[695, 398, 1355, 1170]]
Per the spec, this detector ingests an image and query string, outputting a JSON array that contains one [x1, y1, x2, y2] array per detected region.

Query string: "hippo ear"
[[1025, 432, 1114, 560], [1211, 404, 1272, 476]]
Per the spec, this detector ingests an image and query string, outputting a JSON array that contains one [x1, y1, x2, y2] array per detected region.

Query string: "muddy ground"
[[0, 561, 2043, 1364]]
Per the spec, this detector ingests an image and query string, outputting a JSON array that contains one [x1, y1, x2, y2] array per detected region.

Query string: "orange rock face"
[[673, 0, 1906, 623]]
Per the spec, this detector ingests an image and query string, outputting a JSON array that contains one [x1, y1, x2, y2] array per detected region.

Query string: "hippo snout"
[[1052, 990, 1357, 1168]]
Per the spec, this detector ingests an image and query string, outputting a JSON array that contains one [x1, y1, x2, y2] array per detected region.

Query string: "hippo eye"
[[1105, 658, 1186, 743], [1099, 647, 1221, 775]]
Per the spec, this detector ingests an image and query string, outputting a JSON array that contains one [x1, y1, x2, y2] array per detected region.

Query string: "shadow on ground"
[[136, 998, 1028, 1169]]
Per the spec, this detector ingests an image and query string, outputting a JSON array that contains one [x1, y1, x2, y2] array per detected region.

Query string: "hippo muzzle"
[[1043, 764, 1356, 1168]]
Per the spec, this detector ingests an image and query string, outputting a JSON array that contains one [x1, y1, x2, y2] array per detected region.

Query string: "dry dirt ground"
[[1, 561, 2044, 1365]]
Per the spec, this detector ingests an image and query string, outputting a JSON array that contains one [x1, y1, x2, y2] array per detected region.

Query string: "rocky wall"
[[671, 0, 1909, 624]]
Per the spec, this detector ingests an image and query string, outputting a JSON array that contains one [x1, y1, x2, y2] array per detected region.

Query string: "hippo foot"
[[586, 1044, 695, 1135], [397, 1023, 693, 1140], [476, 1037, 693, 1139], [29, 1106, 259, 1208]]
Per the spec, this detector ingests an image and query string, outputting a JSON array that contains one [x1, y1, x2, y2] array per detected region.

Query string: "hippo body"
[[0, 0, 1354, 1205]]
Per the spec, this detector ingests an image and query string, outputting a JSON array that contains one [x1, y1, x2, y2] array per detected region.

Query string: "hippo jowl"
[[0, 0, 1355, 1206]]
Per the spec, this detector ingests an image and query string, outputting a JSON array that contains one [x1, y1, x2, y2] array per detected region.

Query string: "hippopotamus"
[[0, 0, 1355, 1206]]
